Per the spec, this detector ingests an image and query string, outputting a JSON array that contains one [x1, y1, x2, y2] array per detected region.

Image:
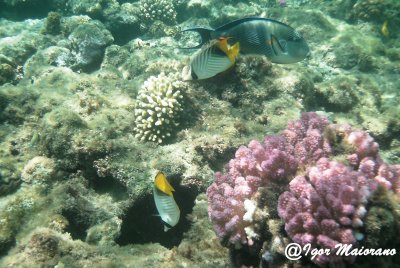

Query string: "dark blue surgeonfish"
[[182, 17, 310, 64]]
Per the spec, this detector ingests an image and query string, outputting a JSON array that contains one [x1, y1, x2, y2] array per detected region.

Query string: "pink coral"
[[345, 129, 379, 166], [278, 158, 374, 266], [207, 137, 296, 245], [276, 124, 400, 266], [207, 112, 332, 245], [207, 112, 400, 267], [283, 112, 332, 166], [342, 127, 400, 193]]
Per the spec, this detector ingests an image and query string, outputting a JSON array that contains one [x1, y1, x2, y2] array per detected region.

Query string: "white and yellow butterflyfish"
[[181, 37, 240, 80], [153, 172, 180, 232]]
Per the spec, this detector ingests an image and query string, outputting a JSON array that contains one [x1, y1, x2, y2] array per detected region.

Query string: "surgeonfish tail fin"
[[180, 27, 214, 49]]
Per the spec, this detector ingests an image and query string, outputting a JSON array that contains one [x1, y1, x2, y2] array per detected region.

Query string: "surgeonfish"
[[182, 37, 240, 80], [153, 171, 180, 232], [182, 16, 310, 64]]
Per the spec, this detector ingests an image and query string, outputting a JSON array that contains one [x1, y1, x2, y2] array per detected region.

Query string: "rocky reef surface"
[[0, 0, 399, 267]]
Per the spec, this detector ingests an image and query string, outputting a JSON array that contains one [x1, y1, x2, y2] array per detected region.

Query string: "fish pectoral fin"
[[270, 35, 281, 56], [279, 39, 288, 52]]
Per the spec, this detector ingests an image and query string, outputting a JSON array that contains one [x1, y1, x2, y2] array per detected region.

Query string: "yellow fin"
[[154, 172, 174, 196], [217, 37, 240, 64], [381, 20, 389, 37], [228, 42, 240, 63]]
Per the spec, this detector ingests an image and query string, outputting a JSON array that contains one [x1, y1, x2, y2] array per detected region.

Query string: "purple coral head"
[[208, 112, 400, 267], [374, 163, 400, 194], [207, 112, 334, 246], [278, 158, 374, 266], [283, 112, 331, 166], [345, 130, 379, 166]]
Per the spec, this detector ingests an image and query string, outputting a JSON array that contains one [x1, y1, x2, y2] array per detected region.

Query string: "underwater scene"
[[0, 0, 400, 267]]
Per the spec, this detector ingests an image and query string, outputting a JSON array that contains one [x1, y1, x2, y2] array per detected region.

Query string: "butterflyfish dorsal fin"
[[154, 172, 175, 196]]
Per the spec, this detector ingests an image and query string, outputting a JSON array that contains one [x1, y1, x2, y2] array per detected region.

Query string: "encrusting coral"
[[134, 72, 185, 144]]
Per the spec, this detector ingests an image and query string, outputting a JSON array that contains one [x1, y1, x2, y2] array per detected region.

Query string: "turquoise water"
[[0, 0, 399, 267]]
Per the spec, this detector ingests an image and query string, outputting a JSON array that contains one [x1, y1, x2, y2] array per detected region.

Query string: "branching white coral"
[[134, 72, 185, 144]]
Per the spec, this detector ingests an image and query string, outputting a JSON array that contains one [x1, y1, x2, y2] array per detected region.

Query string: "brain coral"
[[134, 72, 185, 144]]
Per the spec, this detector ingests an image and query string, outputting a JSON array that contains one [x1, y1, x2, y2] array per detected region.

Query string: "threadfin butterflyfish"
[[181, 16, 310, 64], [153, 172, 180, 232], [182, 37, 240, 80]]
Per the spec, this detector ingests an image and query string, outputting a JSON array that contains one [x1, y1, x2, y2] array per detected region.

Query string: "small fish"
[[153, 172, 180, 232], [182, 16, 310, 64], [182, 37, 240, 80], [381, 20, 389, 37]]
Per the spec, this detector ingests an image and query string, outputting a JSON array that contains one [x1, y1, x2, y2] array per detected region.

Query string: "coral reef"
[[21, 156, 56, 184], [207, 113, 331, 245], [0, 170, 21, 197], [0, 63, 15, 85], [134, 72, 186, 144], [42, 11, 62, 35], [278, 158, 373, 266], [139, 0, 178, 25], [208, 112, 400, 267], [174, 194, 230, 267], [23, 46, 75, 78], [68, 21, 114, 71], [0, 194, 229, 267], [0, 0, 400, 267], [352, 0, 400, 25], [313, 75, 359, 112]]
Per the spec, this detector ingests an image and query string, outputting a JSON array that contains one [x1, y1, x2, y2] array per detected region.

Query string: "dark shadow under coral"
[[116, 181, 197, 249]]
